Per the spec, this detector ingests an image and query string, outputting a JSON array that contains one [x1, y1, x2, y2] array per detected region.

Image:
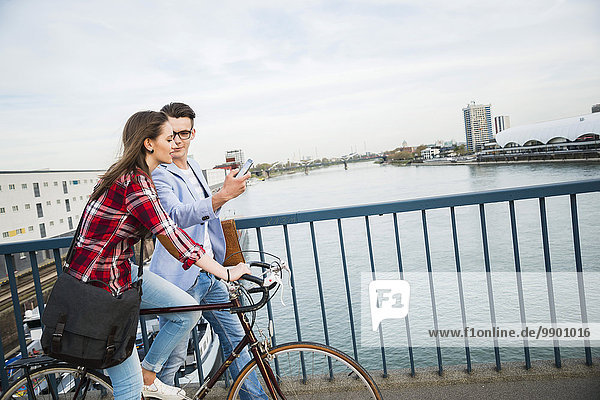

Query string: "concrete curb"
[[371, 358, 600, 390], [183, 358, 599, 398]]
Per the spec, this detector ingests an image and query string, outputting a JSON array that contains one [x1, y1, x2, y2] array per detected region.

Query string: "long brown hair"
[[91, 111, 168, 201]]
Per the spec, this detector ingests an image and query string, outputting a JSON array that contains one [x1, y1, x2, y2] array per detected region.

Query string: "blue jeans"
[[157, 272, 268, 400], [106, 265, 202, 400]]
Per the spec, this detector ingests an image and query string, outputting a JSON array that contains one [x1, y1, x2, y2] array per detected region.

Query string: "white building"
[[421, 147, 440, 160], [494, 115, 511, 134], [0, 170, 102, 243], [495, 112, 600, 147]]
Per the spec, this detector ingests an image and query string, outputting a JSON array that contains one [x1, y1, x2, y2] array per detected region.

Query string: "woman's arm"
[[155, 234, 251, 281], [126, 173, 204, 269], [127, 173, 251, 281]]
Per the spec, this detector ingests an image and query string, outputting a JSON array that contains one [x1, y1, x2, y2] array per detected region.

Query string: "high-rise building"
[[463, 102, 493, 152], [494, 115, 510, 134]]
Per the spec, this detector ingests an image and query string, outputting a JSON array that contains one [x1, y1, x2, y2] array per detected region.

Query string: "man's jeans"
[[157, 272, 268, 400], [106, 265, 201, 400]]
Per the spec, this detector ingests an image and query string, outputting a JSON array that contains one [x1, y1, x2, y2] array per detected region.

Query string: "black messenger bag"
[[41, 219, 145, 369]]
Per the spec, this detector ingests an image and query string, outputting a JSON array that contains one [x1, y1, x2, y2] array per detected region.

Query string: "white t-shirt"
[[180, 166, 214, 259]]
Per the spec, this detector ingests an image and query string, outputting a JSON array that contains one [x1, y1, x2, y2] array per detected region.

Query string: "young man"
[[148, 102, 267, 399]]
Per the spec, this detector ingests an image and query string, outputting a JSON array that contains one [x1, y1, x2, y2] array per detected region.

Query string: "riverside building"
[[463, 102, 493, 152], [0, 170, 102, 243], [0, 170, 102, 276], [479, 112, 600, 162]]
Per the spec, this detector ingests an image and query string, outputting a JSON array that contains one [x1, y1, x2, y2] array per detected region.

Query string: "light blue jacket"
[[148, 160, 226, 291]]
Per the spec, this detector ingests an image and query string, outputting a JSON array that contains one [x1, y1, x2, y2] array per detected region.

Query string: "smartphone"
[[235, 158, 253, 177]]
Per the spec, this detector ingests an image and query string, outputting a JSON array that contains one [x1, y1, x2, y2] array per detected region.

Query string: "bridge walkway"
[[186, 358, 599, 399]]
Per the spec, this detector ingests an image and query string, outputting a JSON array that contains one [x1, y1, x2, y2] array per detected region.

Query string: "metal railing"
[[233, 178, 599, 376], [1, 178, 599, 390]]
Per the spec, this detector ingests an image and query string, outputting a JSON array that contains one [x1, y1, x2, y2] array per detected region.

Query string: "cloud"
[[0, 0, 598, 169]]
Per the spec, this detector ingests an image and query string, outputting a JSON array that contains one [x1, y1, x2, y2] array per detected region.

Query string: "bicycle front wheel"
[[1, 364, 113, 400], [228, 342, 382, 400]]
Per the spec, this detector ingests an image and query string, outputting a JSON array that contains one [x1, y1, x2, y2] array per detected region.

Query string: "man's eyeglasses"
[[173, 130, 192, 140]]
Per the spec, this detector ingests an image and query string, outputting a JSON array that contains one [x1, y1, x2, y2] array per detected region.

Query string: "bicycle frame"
[[139, 294, 281, 399]]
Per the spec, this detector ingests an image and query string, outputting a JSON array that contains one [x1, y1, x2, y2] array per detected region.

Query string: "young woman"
[[67, 111, 250, 400]]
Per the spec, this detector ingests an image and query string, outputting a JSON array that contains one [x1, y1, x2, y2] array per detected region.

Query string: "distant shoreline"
[[389, 158, 600, 167]]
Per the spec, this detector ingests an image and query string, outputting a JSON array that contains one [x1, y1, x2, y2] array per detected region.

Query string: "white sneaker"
[[142, 378, 188, 400]]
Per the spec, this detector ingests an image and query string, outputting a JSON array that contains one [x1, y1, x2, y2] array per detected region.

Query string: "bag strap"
[[137, 237, 144, 280], [63, 214, 87, 270], [51, 314, 67, 353], [63, 210, 145, 292], [103, 326, 118, 365]]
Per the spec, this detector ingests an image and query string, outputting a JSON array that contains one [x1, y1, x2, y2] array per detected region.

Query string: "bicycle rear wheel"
[[1, 364, 113, 400], [227, 342, 382, 400]]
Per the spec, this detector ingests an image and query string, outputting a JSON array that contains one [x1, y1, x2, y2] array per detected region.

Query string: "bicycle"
[[2, 257, 382, 400]]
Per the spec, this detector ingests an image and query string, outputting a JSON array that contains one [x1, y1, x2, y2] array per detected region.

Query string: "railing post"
[[508, 200, 531, 370], [139, 316, 150, 355], [5, 254, 28, 357], [337, 219, 359, 362], [28, 251, 46, 324], [569, 194, 592, 366], [450, 207, 472, 373], [53, 248, 63, 276], [256, 227, 280, 377], [309, 222, 333, 378], [191, 326, 205, 385], [365, 216, 388, 377], [479, 203, 501, 371], [0, 329, 8, 392], [422, 210, 443, 376], [282, 225, 306, 382], [539, 197, 561, 368], [393, 213, 416, 377]]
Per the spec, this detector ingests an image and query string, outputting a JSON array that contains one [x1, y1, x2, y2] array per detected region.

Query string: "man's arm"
[[211, 168, 250, 211], [153, 168, 218, 229]]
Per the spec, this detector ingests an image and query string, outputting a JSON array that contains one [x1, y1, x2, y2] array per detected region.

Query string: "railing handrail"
[[0, 237, 72, 256], [234, 178, 600, 228]]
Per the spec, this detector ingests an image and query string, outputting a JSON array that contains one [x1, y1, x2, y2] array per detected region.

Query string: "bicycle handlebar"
[[228, 262, 274, 314]]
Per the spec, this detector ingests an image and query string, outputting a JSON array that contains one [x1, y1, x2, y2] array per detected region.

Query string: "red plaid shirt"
[[67, 169, 205, 294]]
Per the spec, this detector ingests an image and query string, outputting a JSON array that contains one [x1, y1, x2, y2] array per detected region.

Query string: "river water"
[[222, 161, 600, 371]]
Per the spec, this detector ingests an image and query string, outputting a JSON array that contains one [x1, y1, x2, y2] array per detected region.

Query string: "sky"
[[0, 0, 599, 170]]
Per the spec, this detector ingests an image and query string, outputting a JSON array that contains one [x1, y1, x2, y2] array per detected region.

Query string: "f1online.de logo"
[[369, 280, 410, 331]]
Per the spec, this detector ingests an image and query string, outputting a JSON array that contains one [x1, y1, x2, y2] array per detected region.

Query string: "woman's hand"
[[226, 262, 252, 282], [195, 254, 252, 281]]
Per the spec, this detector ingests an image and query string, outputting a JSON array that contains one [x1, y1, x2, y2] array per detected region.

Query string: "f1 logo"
[[369, 280, 410, 331]]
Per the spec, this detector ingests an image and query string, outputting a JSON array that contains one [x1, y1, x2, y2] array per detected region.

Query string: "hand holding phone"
[[235, 159, 253, 177]]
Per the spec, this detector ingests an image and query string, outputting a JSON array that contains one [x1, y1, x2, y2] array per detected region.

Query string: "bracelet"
[[227, 269, 230, 283]]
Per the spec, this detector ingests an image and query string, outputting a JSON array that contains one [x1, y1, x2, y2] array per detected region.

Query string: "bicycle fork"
[[247, 335, 283, 399], [194, 301, 284, 399], [236, 302, 284, 399]]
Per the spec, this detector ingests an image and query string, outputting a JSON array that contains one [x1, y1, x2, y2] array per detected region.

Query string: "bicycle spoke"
[[2, 366, 113, 400], [26, 373, 37, 400], [45, 373, 59, 400], [228, 343, 381, 400]]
